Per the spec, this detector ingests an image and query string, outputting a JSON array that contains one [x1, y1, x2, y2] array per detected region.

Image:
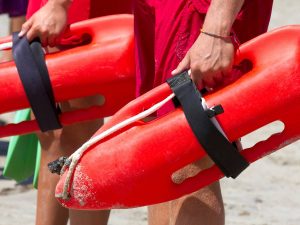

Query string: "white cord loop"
[[57, 93, 175, 200], [0, 42, 12, 51]]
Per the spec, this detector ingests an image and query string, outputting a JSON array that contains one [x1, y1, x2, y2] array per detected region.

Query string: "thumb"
[[171, 53, 190, 75]]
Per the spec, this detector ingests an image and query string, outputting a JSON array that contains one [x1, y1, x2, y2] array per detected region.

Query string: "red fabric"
[[90, 0, 132, 18], [26, 0, 90, 23], [26, 0, 132, 21], [26, 0, 132, 45], [134, 0, 273, 100]]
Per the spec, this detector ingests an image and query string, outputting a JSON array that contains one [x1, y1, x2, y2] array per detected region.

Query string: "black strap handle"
[[167, 71, 248, 178], [12, 33, 62, 132]]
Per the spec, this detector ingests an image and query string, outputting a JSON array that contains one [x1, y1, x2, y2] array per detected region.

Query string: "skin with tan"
[[19, 0, 71, 46], [151, 1, 245, 224], [172, 0, 245, 90], [0, 16, 26, 62], [32, 97, 109, 225], [19, 0, 110, 224], [19, 0, 245, 225]]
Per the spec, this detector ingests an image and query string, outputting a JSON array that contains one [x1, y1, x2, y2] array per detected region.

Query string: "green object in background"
[[3, 109, 40, 188], [33, 142, 41, 188]]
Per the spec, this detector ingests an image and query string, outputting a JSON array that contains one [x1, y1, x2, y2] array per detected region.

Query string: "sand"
[[0, 1, 300, 224]]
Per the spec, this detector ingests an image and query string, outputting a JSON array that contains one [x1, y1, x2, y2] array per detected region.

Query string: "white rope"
[[56, 73, 227, 200], [58, 93, 175, 200], [0, 42, 12, 51]]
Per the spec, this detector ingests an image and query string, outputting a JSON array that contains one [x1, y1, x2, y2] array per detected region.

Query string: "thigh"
[[148, 157, 225, 225], [35, 95, 104, 150], [148, 182, 224, 225], [35, 95, 106, 225]]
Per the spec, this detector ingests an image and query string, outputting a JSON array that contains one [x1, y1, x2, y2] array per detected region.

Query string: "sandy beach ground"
[[0, 1, 300, 225]]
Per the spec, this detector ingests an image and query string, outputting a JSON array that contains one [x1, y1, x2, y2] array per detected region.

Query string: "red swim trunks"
[[26, 0, 132, 22], [26, 0, 89, 23], [26, 0, 132, 46], [134, 0, 273, 98]]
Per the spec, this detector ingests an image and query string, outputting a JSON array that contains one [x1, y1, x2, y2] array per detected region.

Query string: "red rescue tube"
[[55, 26, 300, 209], [0, 14, 135, 138]]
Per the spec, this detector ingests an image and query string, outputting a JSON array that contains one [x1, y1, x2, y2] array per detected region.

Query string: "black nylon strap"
[[167, 71, 248, 178], [12, 33, 62, 132]]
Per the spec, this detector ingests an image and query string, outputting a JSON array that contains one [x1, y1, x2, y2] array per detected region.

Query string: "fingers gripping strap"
[[12, 33, 62, 132], [167, 72, 249, 178]]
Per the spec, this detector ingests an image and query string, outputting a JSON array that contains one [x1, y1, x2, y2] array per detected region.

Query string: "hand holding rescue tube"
[[19, 0, 71, 46], [55, 25, 300, 210], [0, 15, 135, 138], [172, 0, 244, 89]]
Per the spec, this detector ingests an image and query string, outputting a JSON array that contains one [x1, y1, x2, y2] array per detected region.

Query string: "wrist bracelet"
[[200, 29, 232, 40]]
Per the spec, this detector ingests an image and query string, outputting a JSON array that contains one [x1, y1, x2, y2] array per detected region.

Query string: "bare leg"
[[35, 96, 111, 225], [148, 158, 225, 225], [69, 210, 110, 225], [36, 138, 69, 225], [0, 16, 26, 62], [10, 16, 26, 33]]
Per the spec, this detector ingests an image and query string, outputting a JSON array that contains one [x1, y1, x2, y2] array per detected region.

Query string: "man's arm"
[[172, 0, 245, 89], [19, 0, 72, 46]]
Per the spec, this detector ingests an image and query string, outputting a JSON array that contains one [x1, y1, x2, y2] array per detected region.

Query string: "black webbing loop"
[[167, 71, 248, 178], [12, 33, 62, 132]]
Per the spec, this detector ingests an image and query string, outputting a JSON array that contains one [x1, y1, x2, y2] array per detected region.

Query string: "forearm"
[[202, 0, 245, 36], [48, 0, 72, 8], [19, 0, 70, 44]]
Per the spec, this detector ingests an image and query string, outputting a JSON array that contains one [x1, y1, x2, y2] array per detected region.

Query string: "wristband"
[[200, 29, 240, 48], [200, 29, 232, 40]]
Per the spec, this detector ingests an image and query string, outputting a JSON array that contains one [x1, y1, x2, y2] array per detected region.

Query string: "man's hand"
[[172, 0, 244, 90], [172, 33, 234, 89], [18, 0, 69, 47]]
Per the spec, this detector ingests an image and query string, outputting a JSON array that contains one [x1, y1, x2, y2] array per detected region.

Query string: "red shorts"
[[26, 0, 132, 46], [134, 0, 273, 98], [26, 0, 132, 22]]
